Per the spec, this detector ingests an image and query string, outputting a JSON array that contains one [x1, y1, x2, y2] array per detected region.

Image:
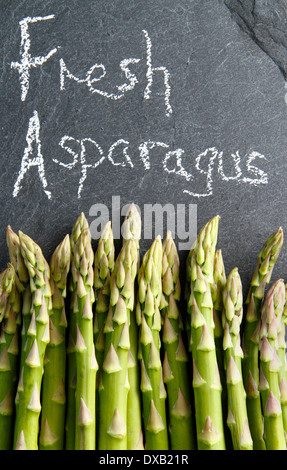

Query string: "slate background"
[[1, 0, 287, 298]]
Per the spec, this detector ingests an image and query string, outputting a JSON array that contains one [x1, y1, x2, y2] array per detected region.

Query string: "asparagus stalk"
[[137, 236, 169, 450], [242, 227, 283, 450], [13, 232, 52, 450], [39, 234, 71, 450], [187, 215, 226, 450], [6, 226, 31, 375], [222, 268, 253, 450], [0, 265, 21, 449], [93, 222, 115, 448], [6, 226, 30, 294], [184, 248, 193, 351], [98, 236, 138, 450], [212, 250, 226, 403], [161, 231, 196, 450], [72, 227, 97, 450], [122, 204, 143, 450], [65, 212, 90, 449], [278, 284, 287, 441], [258, 279, 286, 449], [93, 222, 115, 382]]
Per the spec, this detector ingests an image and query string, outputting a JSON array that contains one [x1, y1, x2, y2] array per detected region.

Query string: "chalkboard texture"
[[1, 0, 287, 296]]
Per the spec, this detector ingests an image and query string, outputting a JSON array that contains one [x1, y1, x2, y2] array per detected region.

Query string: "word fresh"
[[11, 15, 172, 116]]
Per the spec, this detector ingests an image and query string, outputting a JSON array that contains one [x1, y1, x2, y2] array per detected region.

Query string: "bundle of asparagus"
[[0, 208, 286, 450]]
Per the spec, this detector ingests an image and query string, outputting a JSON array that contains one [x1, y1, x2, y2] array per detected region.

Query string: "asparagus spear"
[[93, 222, 115, 447], [39, 234, 71, 450], [13, 231, 52, 450], [65, 212, 90, 449], [242, 227, 283, 450], [6, 226, 30, 295], [212, 250, 226, 388], [222, 268, 253, 450], [184, 248, 193, 351], [137, 236, 169, 450], [94, 222, 115, 386], [161, 231, 196, 450], [72, 227, 97, 450], [98, 236, 138, 450], [0, 264, 21, 449], [258, 279, 286, 449], [122, 204, 143, 450], [187, 215, 226, 450], [7, 226, 31, 374], [278, 284, 287, 441]]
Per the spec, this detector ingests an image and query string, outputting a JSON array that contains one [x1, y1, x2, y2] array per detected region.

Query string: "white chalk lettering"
[[55, 135, 81, 169], [9, 15, 269, 203], [108, 139, 133, 167], [59, 58, 94, 90], [143, 29, 172, 117], [138, 140, 169, 170], [79, 138, 105, 198], [163, 149, 192, 181], [11, 17, 172, 119], [183, 147, 218, 197], [11, 15, 59, 101], [241, 151, 268, 185], [117, 58, 141, 93], [13, 110, 51, 199], [60, 57, 140, 100], [53, 136, 105, 198], [52, 134, 268, 199], [218, 150, 242, 181]]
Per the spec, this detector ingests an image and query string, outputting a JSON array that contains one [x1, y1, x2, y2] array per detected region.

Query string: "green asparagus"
[[93, 222, 115, 379], [184, 248, 193, 351], [278, 284, 287, 441], [98, 236, 138, 450], [6, 226, 30, 295], [122, 204, 143, 450], [222, 267, 253, 450], [242, 227, 283, 450], [39, 234, 70, 450], [7, 226, 31, 375], [161, 231, 196, 450], [13, 232, 52, 450], [65, 212, 90, 449], [72, 227, 97, 450], [187, 215, 226, 450], [93, 221, 115, 447], [137, 236, 169, 450], [259, 279, 286, 450], [212, 250, 226, 390], [0, 265, 21, 449]]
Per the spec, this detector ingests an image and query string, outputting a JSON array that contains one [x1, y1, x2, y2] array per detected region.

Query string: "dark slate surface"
[[225, 0, 287, 78], [1, 0, 287, 297]]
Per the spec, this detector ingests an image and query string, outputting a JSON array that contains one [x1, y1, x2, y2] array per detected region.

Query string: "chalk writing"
[[9, 13, 269, 203], [138, 141, 169, 170], [163, 149, 192, 182], [11, 15, 59, 101], [143, 29, 172, 117], [13, 110, 51, 199], [11, 17, 172, 115], [183, 148, 217, 198], [107, 140, 133, 168], [11, 111, 268, 199]]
